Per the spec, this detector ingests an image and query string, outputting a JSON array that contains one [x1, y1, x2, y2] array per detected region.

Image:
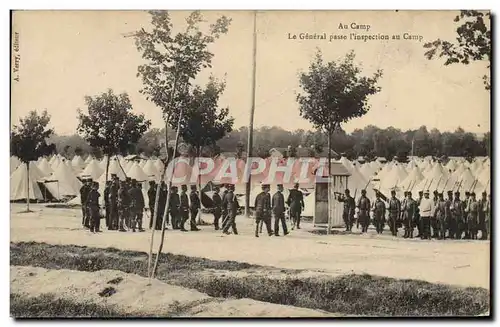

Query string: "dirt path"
[[11, 265, 339, 317], [10, 204, 490, 289]]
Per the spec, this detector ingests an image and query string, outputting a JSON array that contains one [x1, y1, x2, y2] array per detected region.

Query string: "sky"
[[10, 10, 490, 136]]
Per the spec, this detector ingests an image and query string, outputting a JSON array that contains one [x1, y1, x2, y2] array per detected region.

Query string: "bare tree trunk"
[[327, 127, 332, 235], [26, 162, 30, 212], [151, 104, 185, 279], [105, 155, 110, 183]]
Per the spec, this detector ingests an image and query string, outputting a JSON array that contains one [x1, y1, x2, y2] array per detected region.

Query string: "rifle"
[[441, 176, 451, 193]]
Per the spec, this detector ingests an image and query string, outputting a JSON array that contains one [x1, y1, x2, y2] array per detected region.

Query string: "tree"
[[77, 89, 151, 181], [134, 10, 232, 279], [423, 10, 491, 90], [11, 110, 54, 211], [297, 50, 382, 177]]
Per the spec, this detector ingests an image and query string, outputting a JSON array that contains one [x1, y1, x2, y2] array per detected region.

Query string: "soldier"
[[221, 187, 229, 229], [80, 179, 91, 228], [287, 183, 305, 230], [434, 193, 449, 240], [189, 185, 201, 231], [414, 191, 424, 238], [419, 190, 434, 240], [212, 186, 223, 230], [388, 190, 401, 236], [156, 182, 168, 230], [272, 184, 288, 236], [169, 186, 180, 229], [179, 185, 190, 232], [130, 180, 145, 232], [87, 182, 101, 233], [108, 177, 119, 230], [118, 181, 129, 232], [486, 194, 491, 240], [222, 184, 239, 235], [446, 191, 454, 237], [254, 184, 273, 237], [357, 190, 371, 233], [404, 191, 417, 238], [478, 192, 488, 240], [372, 192, 386, 234], [467, 192, 479, 240], [401, 191, 408, 227], [449, 192, 462, 239], [337, 189, 355, 232], [104, 181, 111, 229], [148, 181, 157, 229], [460, 192, 471, 239]]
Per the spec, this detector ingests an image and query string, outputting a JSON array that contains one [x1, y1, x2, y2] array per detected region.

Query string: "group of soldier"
[[253, 183, 305, 238], [337, 188, 491, 240]]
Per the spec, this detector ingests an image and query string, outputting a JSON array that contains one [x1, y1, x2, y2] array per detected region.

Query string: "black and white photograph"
[[9, 9, 491, 318]]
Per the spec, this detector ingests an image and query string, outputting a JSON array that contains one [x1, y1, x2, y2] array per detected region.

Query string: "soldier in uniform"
[[418, 190, 433, 240], [478, 192, 488, 240], [148, 181, 157, 229], [430, 190, 440, 238], [272, 184, 288, 236], [449, 191, 462, 239], [404, 191, 417, 238], [222, 184, 239, 235], [169, 186, 180, 229], [372, 192, 386, 234], [221, 187, 229, 229], [446, 191, 454, 238], [87, 182, 101, 233], [466, 192, 479, 240], [80, 179, 91, 228], [357, 189, 371, 233], [337, 189, 355, 232], [189, 185, 201, 231], [287, 183, 305, 230], [414, 191, 424, 238], [108, 176, 119, 230], [118, 181, 129, 232], [104, 180, 111, 229], [179, 185, 190, 232], [400, 191, 408, 229], [157, 182, 168, 230], [254, 184, 273, 237], [129, 180, 145, 232], [388, 190, 401, 236], [486, 194, 491, 240], [212, 186, 223, 230], [434, 193, 449, 239], [459, 192, 471, 239]]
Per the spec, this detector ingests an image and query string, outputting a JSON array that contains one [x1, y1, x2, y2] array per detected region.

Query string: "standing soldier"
[[449, 192, 462, 239], [80, 179, 91, 228], [212, 186, 223, 230], [222, 184, 239, 235], [129, 180, 145, 232], [287, 183, 305, 230], [434, 193, 448, 239], [118, 181, 129, 232], [254, 184, 273, 237], [104, 181, 111, 229], [388, 190, 401, 236], [372, 192, 386, 234], [108, 176, 119, 230], [221, 186, 229, 230], [478, 192, 488, 240], [486, 194, 491, 240], [272, 184, 288, 236], [87, 182, 101, 233], [418, 190, 433, 240], [404, 191, 416, 238], [414, 191, 424, 238], [169, 186, 180, 229], [357, 190, 371, 233], [459, 192, 471, 239], [430, 190, 440, 238], [179, 185, 190, 232], [156, 182, 168, 230], [466, 192, 479, 240], [446, 191, 454, 238], [189, 185, 201, 231], [147, 181, 157, 229], [336, 189, 355, 232]]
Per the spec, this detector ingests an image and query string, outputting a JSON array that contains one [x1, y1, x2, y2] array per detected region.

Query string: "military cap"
[[465, 191, 470, 196], [190, 184, 197, 190], [447, 190, 453, 194], [262, 183, 270, 189], [418, 191, 423, 195], [482, 191, 487, 196], [438, 193, 443, 197], [424, 190, 430, 194], [433, 190, 438, 195], [391, 190, 396, 195], [471, 192, 476, 197], [149, 180, 155, 185], [454, 191, 460, 196], [361, 189, 367, 194], [277, 184, 283, 188], [407, 191, 412, 196], [345, 189, 350, 194]]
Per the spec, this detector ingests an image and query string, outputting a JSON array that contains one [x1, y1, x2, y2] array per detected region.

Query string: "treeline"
[[45, 125, 490, 160]]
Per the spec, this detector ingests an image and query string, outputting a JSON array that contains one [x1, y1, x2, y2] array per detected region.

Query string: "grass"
[[11, 241, 490, 317], [10, 293, 128, 318]]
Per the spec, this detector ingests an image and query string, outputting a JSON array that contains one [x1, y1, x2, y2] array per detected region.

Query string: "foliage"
[[423, 10, 491, 90], [134, 11, 232, 127], [170, 77, 234, 156], [77, 89, 151, 156], [11, 110, 54, 163], [296, 50, 383, 134]]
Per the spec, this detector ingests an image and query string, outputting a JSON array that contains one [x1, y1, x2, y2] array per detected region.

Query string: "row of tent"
[[10, 154, 490, 215]]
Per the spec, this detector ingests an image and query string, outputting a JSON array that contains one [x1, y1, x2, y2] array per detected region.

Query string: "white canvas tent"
[[10, 162, 46, 201]]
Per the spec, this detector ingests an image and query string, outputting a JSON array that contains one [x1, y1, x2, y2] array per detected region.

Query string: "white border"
[[3, 1, 497, 326]]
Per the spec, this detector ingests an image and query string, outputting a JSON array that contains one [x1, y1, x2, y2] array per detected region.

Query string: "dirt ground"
[[10, 203, 490, 290]]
